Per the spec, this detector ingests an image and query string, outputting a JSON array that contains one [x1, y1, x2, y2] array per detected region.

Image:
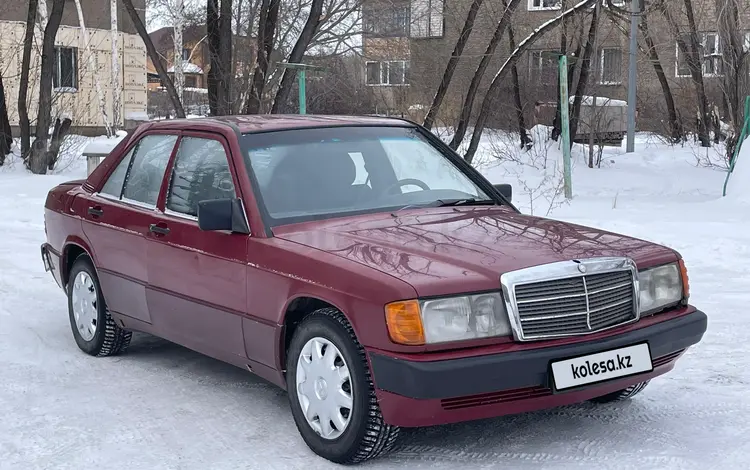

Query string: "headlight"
[[639, 263, 683, 316], [385, 293, 512, 345]]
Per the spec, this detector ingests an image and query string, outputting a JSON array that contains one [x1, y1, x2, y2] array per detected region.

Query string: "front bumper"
[[369, 309, 707, 427]]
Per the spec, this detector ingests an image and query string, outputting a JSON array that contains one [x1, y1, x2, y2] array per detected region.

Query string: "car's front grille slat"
[[513, 269, 636, 339]]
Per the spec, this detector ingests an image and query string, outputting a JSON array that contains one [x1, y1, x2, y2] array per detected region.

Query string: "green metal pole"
[[560, 55, 572, 199], [744, 95, 750, 134], [722, 95, 750, 196], [298, 68, 306, 115]]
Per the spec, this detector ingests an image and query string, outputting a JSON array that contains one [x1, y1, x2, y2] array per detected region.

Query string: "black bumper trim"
[[369, 310, 707, 400]]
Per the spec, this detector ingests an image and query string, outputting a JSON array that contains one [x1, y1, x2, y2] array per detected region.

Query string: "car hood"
[[274, 207, 679, 297]]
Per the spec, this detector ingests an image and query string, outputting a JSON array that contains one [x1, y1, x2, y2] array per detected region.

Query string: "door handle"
[[149, 223, 171, 236], [88, 206, 104, 217]]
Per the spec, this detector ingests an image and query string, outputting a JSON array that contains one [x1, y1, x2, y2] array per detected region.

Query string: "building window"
[[410, 0, 443, 38], [366, 61, 409, 86], [184, 75, 198, 88], [182, 48, 190, 61], [364, 5, 409, 37], [675, 32, 723, 77], [599, 48, 622, 85], [53, 47, 78, 91], [528, 50, 558, 85], [528, 0, 561, 11]]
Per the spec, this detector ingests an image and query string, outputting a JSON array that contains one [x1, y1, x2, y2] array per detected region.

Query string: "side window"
[[100, 147, 135, 198], [121, 134, 178, 206], [166, 137, 235, 217]]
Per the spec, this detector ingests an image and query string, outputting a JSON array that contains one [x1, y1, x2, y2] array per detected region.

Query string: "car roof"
[[142, 114, 416, 134]]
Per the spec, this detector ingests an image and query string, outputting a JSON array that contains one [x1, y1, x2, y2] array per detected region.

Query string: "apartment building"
[[0, 0, 148, 135], [362, 0, 743, 132]]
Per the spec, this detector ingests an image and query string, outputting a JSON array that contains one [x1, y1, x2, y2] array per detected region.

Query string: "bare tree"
[[244, 0, 281, 114], [449, 0, 522, 150], [174, 0, 186, 104], [0, 71, 11, 163], [504, 0, 531, 149], [123, 0, 186, 118], [271, 0, 325, 113], [464, 0, 596, 163], [605, 1, 683, 142], [18, 0, 39, 159], [73, 0, 113, 137], [111, 0, 122, 131], [28, 0, 66, 174], [423, 0, 485, 130], [207, 0, 234, 115], [658, 0, 710, 146], [569, 0, 601, 150], [716, 0, 747, 158]]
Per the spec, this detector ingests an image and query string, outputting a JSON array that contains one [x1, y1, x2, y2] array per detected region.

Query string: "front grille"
[[514, 270, 636, 339]]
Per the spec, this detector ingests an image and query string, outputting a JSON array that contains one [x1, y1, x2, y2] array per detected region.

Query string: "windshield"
[[242, 126, 494, 225]]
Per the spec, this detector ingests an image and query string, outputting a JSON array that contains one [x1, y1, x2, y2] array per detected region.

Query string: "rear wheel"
[[286, 307, 400, 464], [67, 256, 132, 357], [590, 381, 650, 403]]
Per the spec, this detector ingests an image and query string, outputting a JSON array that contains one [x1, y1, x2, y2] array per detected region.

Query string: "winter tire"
[[590, 381, 650, 403], [286, 307, 400, 464], [67, 255, 132, 357]]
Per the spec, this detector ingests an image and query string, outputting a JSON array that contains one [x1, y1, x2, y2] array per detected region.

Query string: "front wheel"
[[590, 381, 650, 404], [286, 308, 400, 464]]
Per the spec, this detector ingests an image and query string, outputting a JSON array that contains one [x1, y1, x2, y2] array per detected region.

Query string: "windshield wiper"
[[436, 198, 497, 207]]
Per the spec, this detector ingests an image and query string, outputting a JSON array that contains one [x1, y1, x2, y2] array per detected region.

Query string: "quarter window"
[[100, 147, 136, 198], [167, 137, 235, 217], [121, 135, 178, 206]]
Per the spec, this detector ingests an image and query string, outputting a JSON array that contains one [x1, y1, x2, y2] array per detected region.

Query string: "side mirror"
[[494, 183, 512, 203], [197, 198, 250, 234]]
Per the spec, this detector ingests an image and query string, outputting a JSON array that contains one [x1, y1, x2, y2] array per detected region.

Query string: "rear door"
[[145, 133, 249, 364], [80, 133, 179, 324]]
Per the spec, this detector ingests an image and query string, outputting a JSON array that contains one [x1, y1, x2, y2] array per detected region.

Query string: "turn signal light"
[[385, 300, 425, 346], [679, 259, 690, 300]]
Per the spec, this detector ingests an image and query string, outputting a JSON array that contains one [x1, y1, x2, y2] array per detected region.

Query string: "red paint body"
[[43, 116, 704, 428]]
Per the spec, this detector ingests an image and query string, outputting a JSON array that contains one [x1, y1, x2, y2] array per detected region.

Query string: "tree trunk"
[[503, 0, 530, 149], [423, 0, 485, 130], [683, 0, 711, 147], [717, 0, 745, 150], [207, 0, 220, 115], [29, 0, 66, 175], [19, 0, 38, 159], [219, 0, 234, 115], [0, 72, 12, 163], [122, 0, 185, 118], [270, 0, 324, 114], [110, 0, 121, 131], [569, 0, 600, 149], [551, 0, 567, 141], [46, 117, 72, 170], [640, 9, 682, 142], [174, 0, 185, 107], [74, 0, 112, 137], [449, 0, 522, 150], [244, 0, 281, 114], [464, 0, 595, 164]]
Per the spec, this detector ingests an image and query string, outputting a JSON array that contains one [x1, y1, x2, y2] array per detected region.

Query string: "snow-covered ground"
[[1, 132, 748, 469]]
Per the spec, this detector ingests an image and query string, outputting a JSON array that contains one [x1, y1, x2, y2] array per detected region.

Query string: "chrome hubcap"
[[296, 337, 353, 440], [71, 271, 98, 341]]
